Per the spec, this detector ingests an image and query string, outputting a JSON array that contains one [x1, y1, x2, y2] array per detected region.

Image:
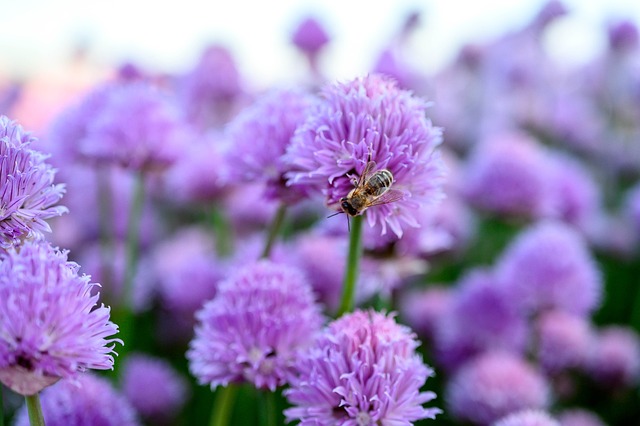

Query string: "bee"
[[337, 155, 404, 217]]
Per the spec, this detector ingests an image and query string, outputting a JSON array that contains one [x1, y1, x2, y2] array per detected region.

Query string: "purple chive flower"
[[13, 374, 139, 426], [163, 130, 228, 205], [535, 310, 594, 373], [607, 20, 639, 52], [291, 17, 330, 55], [493, 410, 560, 426], [286, 74, 445, 238], [188, 260, 323, 391], [435, 269, 529, 371], [462, 132, 554, 219], [285, 310, 441, 425], [400, 285, 453, 340], [495, 221, 602, 316], [0, 240, 120, 395], [446, 351, 550, 425], [178, 44, 245, 129], [547, 152, 602, 233], [0, 116, 67, 248], [585, 326, 640, 388], [121, 353, 189, 422], [147, 226, 223, 315], [225, 88, 315, 202], [81, 82, 185, 171], [557, 409, 606, 426]]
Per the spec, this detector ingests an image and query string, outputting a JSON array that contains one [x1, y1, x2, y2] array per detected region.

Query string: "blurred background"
[[1, 0, 640, 132]]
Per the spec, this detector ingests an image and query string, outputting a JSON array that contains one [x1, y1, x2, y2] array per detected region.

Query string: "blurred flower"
[[557, 409, 606, 426], [291, 17, 330, 55], [462, 132, 554, 219], [188, 260, 323, 391], [446, 351, 550, 425], [178, 44, 245, 128], [535, 310, 594, 373], [493, 409, 560, 426], [144, 226, 223, 315], [162, 130, 228, 205], [0, 116, 67, 248], [13, 374, 139, 426], [0, 240, 120, 395], [285, 310, 441, 425], [547, 152, 602, 234], [225, 88, 314, 202], [81, 82, 185, 171], [121, 353, 189, 422], [495, 221, 602, 316], [286, 74, 445, 238], [400, 285, 453, 340], [586, 326, 640, 388], [435, 269, 529, 371], [607, 19, 639, 52]]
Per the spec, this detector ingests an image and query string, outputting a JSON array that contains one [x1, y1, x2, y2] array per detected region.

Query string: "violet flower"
[[225, 88, 315, 202], [493, 410, 560, 426], [13, 374, 139, 426], [285, 310, 441, 425], [495, 221, 602, 316], [0, 116, 67, 248], [286, 74, 445, 238], [0, 240, 120, 395], [446, 351, 550, 425], [187, 260, 323, 391], [81, 82, 185, 171], [121, 353, 189, 422]]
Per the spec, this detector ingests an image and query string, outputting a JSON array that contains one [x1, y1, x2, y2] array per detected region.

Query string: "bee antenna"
[[327, 211, 343, 219]]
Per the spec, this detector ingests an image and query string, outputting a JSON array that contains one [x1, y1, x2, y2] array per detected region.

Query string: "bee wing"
[[368, 189, 405, 207], [356, 159, 377, 187]]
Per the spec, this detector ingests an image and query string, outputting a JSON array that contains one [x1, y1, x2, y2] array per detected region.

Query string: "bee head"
[[340, 198, 359, 216]]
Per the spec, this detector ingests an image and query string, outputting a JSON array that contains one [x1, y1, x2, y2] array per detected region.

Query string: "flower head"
[[446, 351, 550, 425], [0, 240, 120, 395], [291, 17, 330, 54], [493, 410, 560, 426], [462, 132, 554, 219], [225, 88, 315, 202], [435, 269, 529, 371], [286, 74, 445, 238], [557, 409, 606, 426], [81, 83, 185, 171], [535, 310, 594, 373], [585, 326, 640, 388], [285, 310, 441, 425], [0, 116, 67, 248], [495, 221, 602, 316], [13, 374, 139, 426], [121, 353, 189, 421], [187, 260, 323, 391]]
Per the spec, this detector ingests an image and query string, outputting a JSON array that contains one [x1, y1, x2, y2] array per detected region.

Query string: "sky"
[[1, 0, 639, 89]]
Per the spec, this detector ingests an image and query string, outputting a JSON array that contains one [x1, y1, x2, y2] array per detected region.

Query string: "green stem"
[[113, 170, 146, 372], [261, 203, 287, 259], [337, 215, 364, 316], [123, 170, 146, 309], [96, 165, 114, 291], [209, 207, 233, 257], [25, 393, 44, 426], [209, 385, 238, 426], [1, 384, 4, 426], [260, 390, 277, 426]]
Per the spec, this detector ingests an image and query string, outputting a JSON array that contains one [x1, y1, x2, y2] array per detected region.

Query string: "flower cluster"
[[0, 240, 120, 395], [285, 310, 441, 425], [0, 116, 67, 248]]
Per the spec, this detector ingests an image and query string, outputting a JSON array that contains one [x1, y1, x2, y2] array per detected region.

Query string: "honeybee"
[[337, 155, 404, 217]]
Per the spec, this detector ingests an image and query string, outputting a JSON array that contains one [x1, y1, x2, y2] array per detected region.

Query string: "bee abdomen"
[[366, 170, 393, 196]]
